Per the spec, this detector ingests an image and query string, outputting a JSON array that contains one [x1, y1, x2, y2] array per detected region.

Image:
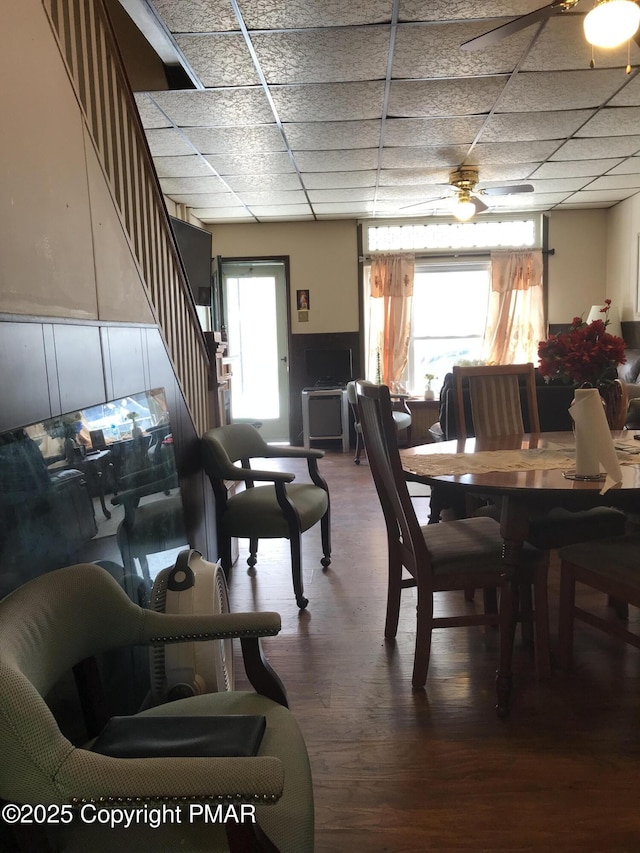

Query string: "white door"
[[222, 261, 290, 442]]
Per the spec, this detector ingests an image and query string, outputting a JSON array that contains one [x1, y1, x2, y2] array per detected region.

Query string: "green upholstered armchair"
[[201, 425, 331, 610], [0, 563, 314, 853]]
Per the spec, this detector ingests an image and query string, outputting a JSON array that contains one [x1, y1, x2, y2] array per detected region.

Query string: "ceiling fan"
[[460, 0, 640, 53], [401, 168, 534, 221]]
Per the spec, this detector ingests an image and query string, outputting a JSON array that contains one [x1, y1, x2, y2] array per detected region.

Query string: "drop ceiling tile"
[[150, 0, 239, 32], [205, 152, 295, 174], [609, 157, 640, 175], [151, 89, 274, 127], [286, 120, 381, 151], [294, 149, 379, 171], [183, 125, 285, 153], [576, 107, 640, 138], [378, 168, 452, 185], [583, 174, 640, 191], [481, 110, 594, 143], [301, 170, 378, 189], [145, 128, 195, 157], [393, 22, 531, 79], [311, 202, 376, 215], [565, 188, 640, 203], [134, 94, 171, 129], [376, 185, 450, 201], [192, 209, 255, 222], [271, 82, 385, 121], [165, 192, 244, 207], [388, 78, 508, 118], [241, 0, 391, 28], [236, 190, 309, 206], [381, 145, 470, 169], [530, 158, 623, 178], [398, 1, 544, 22], [159, 176, 232, 194], [224, 173, 304, 191], [556, 201, 619, 208], [252, 27, 390, 85], [250, 205, 314, 217], [175, 35, 258, 87], [522, 15, 637, 72], [551, 136, 640, 161], [384, 117, 485, 147], [468, 140, 560, 165], [307, 188, 376, 203], [153, 155, 216, 178], [475, 164, 542, 181], [609, 74, 640, 106], [498, 70, 628, 112]]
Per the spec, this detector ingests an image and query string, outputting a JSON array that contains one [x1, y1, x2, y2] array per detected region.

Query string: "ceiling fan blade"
[[481, 184, 535, 197], [399, 195, 450, 211], [471, 196, 489, 214], [460, 1, 575, 52]]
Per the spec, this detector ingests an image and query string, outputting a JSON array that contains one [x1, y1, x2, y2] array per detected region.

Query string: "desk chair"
[[346, 380, 412, 464], [201, 424, 331, 610], [0, 563, 314, 853], [451, 363, 626, 552], [557, 534, 640, 670], [356, 381, 549, 701]]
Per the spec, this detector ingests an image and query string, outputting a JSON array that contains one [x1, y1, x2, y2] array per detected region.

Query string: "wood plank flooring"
[[226, 449, 640, 852]]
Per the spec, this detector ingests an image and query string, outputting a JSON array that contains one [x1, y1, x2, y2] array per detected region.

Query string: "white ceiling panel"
[[285, 121, 381, 151], [294, 149, 380, 171], [301, 171, 378, 189], [482, 110, 594, 143], [388, 78, 508, 118], [498, 70, 629, 112], [183, 125, 285, 154], [551, 136, 640, 161], [576, 108, 640, 138], [205, 152, 296, 174], [271, 82, 385, 122], [150, 90, 274, 127], [530, 159, 624, 178], [384, 117, 485, 147], [128, 1, 640, 223], [252, 28, 390, 85], [393, 22, 531, 79]]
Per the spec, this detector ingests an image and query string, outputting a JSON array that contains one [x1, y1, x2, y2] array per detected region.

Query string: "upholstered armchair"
[[0, 563, 314, 852]]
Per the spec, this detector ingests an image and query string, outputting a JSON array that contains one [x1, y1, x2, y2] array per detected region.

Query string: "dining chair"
[[0, 562, 314, 853], [355, 381, 550, 700], [451, 362, 627, 550], [557, 534, 640, 670], [346, 380, 411, 464], [201, 424, 331, 609]]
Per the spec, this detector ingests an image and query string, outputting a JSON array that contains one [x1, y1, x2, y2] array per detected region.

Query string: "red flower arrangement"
[[538, 299, 626, 386]]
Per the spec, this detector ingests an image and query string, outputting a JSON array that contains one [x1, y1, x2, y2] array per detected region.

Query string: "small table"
[[401, 431, 640, 713]]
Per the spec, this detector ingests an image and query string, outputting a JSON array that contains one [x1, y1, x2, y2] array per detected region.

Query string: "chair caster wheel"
[[354, 458, 361, 465], [321, 557, 331, 568], [247, 556, 257, 568], [297, 596, 309, 610]]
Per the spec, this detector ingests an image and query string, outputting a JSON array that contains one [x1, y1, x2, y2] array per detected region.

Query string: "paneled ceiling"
[[124, 0, 640, 223]]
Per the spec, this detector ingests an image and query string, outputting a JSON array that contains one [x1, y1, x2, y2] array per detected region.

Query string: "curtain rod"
[[359, 248, 554, 262]]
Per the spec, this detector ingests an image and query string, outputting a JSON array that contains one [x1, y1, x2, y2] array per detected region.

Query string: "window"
[[409, 263, 490, 394]]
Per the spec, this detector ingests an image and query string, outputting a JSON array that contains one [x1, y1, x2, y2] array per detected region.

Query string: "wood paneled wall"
[[41, 0, 211, 436]]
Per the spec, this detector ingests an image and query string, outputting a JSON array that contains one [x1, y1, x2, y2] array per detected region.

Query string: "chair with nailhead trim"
[[0, 563, 313, 852]]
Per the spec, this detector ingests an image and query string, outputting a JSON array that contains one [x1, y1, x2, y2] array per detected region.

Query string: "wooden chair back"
[[453, 363, 541, 439]]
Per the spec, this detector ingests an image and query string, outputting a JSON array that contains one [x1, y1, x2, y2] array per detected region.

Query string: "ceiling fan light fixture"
[[453, 194, 476, 222], [583, 0, 640, 49]]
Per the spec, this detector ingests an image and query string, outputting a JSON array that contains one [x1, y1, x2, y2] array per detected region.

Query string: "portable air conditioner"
[[150, 549, 234, 702]]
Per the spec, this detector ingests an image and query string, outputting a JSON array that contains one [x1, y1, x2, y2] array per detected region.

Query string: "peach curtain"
[[483, 251, 545, 365], [369, 253, 415, 386]]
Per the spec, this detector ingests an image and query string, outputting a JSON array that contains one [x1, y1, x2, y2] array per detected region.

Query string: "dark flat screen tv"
[[305, 348, 353, 388]]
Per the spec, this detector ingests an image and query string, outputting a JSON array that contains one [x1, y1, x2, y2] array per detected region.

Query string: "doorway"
[[221, 259, 290, 442]]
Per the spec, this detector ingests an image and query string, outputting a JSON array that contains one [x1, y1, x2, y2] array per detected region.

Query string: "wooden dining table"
[[400, 431, 640, 714]]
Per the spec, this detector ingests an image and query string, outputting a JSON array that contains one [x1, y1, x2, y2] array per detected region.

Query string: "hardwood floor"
[[227, 449, 640, 852]]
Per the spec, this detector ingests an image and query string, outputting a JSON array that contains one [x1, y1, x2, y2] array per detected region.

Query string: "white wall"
[[209, 220, 359, 333], [607, 194, 640, 321]]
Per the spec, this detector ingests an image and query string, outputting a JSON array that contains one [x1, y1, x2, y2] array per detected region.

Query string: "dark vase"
[[597, 379, 626, 430]]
